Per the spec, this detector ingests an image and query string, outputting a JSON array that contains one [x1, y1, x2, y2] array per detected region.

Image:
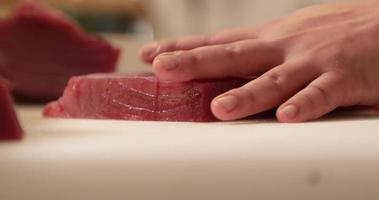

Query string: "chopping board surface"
[[1, 106, 379, 200]]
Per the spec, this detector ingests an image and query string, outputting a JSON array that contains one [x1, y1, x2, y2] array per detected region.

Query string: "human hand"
[[139, 1, 379, 122]]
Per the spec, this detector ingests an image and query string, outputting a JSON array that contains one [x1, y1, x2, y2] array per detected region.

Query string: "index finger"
[[139, 28, 257, 63]]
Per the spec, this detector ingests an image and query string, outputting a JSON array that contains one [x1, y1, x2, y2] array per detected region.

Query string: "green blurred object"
[[63, 8, 138, 34], [1, 0, 148, 34], [55, 0, 147, 34], [0, 5, 11, 18]]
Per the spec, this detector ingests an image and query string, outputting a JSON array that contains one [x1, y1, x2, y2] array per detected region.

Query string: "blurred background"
[[0, 0, 347, 72]]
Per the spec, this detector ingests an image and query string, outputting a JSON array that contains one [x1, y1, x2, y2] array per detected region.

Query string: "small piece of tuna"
[[0, 0, 119, 101], [43, 73, 250, 122], [0, 80, 23, 140]]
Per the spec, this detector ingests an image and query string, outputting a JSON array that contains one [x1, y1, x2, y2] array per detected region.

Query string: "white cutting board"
[[1, 106, 379, 200]]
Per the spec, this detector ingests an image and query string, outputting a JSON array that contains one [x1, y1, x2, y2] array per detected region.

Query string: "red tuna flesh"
[[0, 0, 120, 101], [43, 73, 250, 122], [0, 80, 23, 140]]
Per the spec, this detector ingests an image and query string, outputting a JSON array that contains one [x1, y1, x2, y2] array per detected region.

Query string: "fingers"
[[211, 59, 319, 121], [139, 28, 257, 63], [277, 72, 345, 122], [152, 39, 283, 82]]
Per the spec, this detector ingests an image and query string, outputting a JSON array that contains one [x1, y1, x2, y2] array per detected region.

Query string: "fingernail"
[[216, 95, 238, 112], [280, 105, 298, 119], [155, 54, 179, 70]]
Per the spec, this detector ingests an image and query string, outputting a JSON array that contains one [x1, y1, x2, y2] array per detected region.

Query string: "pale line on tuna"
[[157, 103, 197, 114], [117, 82, 156, 98], [111, 99, 155, 113]]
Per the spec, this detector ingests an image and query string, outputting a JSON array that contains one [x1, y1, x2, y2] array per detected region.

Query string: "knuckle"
[[223, 44, 244, 59], [244, 89, 256, 103], [325, 53, 346, 72], [298, 91, 316, 109], [310, 42, 348, 72], [301, 55, 323, 73], [308, 84, 333, 107], [309, 84, 331, 105], [292, 91, 319, 120], [263, 72, 285, 92], [328, 72, 354, 105], [298, 83, 341, 120], [257, 39, 285, 60], [183, 52, 200, 67]]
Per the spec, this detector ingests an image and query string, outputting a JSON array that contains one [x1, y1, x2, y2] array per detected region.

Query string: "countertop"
[[1, 106, 379, 200]]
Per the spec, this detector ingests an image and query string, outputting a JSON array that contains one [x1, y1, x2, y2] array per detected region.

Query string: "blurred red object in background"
[[0, 80, 23, 141]]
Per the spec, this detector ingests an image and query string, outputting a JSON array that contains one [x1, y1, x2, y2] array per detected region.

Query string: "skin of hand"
[[139, 1, 379, 122]]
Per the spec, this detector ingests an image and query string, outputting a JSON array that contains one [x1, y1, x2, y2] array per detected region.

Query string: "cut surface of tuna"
[[0, 0, 120, 100], [0, 80, 23, 140], [43, 73, 250, 122]]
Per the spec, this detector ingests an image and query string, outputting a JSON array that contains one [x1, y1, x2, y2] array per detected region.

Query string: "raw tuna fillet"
[[43, 74, 250, 122], [0, 80, 23, 140], [0, 0, 120, 101]]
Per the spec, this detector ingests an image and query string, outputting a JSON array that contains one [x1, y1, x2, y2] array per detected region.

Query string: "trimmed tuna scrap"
[[0, 80, 23, 140], [0, 0, 119, 100]]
